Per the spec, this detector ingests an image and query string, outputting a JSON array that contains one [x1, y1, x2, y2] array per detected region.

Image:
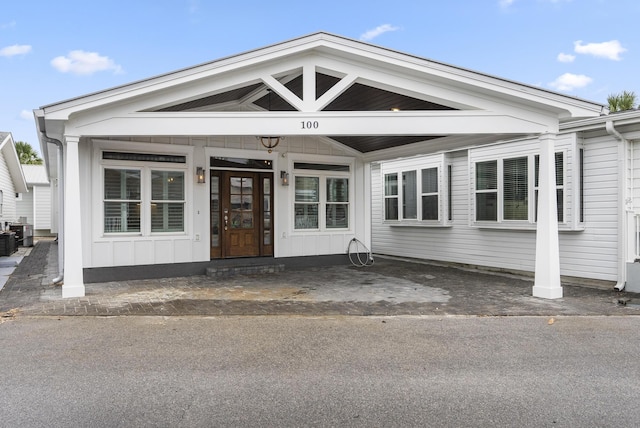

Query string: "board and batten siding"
[[372, 134, 620, 282], [86, 135, 359, 268]]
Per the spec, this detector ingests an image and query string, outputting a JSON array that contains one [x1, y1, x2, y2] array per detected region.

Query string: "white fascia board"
[[39, 35, 332, 119], [0, 134, 28, 193], [40, 32, 603, 122], [68, 110, 553, 137], [560, 110, 640, 133], [310, 37, 604, 118]]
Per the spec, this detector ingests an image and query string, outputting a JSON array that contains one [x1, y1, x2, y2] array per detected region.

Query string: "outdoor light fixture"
[[196, 166, 205, 184], [259, 136, 281, 153], [280, 170, 289, 186]]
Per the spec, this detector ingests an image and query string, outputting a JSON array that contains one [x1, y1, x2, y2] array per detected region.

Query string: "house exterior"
[[16, 164, 53, 236], [34, 32, 624, 299], [372, 111, 640, 293], [0, 132, 28, 231]]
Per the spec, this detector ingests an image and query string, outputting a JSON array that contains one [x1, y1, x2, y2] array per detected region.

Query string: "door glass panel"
[[211, 176, 220, 247], [263, 178, 271, 245], [230, 177, 253, 229]]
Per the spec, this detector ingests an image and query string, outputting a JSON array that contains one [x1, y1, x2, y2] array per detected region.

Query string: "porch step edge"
[[206, 263, 285, 278]]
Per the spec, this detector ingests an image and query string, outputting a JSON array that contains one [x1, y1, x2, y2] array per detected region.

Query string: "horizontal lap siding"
[[559, 136, 619, 280], [34, 186, 52, 229], [371, 135, 620, 282]]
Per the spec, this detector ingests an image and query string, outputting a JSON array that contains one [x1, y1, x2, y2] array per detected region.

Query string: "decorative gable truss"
[[43, 33, 600, 160]]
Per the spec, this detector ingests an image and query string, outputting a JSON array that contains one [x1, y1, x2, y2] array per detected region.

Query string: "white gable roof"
[[21, 164, 49, 185], [37, 33, 603, 119], [0, 133, 28, 193], [35, 32, 605, 162]]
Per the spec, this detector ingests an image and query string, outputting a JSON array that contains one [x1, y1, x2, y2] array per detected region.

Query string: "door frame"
[[210, 169, 274, 259]]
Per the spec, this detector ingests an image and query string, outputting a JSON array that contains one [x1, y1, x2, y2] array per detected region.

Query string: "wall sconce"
[[196, 167, 205, 184], [258, 136, 282, 153], [280, 171, 289, 186]]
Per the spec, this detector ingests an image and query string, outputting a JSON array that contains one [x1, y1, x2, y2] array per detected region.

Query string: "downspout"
[[42, 135, 64, 285], [606, 120, 630, 291]]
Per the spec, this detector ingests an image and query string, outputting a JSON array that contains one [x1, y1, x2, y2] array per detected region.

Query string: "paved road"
[[1, 315, 639, 427]]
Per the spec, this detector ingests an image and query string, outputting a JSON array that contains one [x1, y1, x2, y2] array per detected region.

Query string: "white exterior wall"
[[16, 189, 32, 223], [0, 151, 18, 225], [83, 135, 362, 268], [372, 133, 620, 282], [33, 185, 52, 230]]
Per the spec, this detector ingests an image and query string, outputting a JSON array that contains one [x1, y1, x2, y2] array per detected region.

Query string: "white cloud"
[[499, 0, 515, 7], [0, 44, 32, 57], [549, 73, 593, 91], [19, 110, 32, 120], [360, 24, 399, 42], [1, 21, 16, 30], [50, 50, 123, 75], [574, 40, 626, 61], [557, 52, 575, 63]]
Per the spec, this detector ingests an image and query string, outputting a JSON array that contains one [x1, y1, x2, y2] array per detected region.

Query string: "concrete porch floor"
[[1, 239, 639, 317]]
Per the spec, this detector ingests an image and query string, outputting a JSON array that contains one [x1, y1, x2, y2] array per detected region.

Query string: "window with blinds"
[[326, 178, 348, 229], [421, 167, 439, 220], [503, 157, 528, 220], [383, 165, 446, 224], [475, 160, 498, 221], [294, 176, 319, 229], [104, 169, 141, 233], [402, 171, 417, 220], [473, 152, 565, 224], [384, 173, 399, 220], [151, 170, 185, 232], [535, 152, 564, 222]]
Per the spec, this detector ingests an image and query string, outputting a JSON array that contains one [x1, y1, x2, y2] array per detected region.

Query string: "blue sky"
[[2, 0, 638, 151]]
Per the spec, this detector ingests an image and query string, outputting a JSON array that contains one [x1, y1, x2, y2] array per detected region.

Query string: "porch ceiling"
[[153, 73, 453, 153]]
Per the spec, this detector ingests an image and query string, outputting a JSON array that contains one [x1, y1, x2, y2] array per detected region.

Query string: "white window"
[[473, 152, 564, 224], [293, 163, 351, 231], [326, 178, 349, 229], [535, 152, 564, 222], [383, 163, 445, 224], [294, 176, 319, 229], [151, 170, 185, 232], [101, 151, 187, 235], [104, 168, 141, 233]]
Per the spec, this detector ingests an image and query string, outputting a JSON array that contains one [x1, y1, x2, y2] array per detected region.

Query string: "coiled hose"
[[347, 238, 374, 267]]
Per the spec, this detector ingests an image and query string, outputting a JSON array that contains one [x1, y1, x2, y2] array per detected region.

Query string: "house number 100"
[[301, 120, 319, 129]]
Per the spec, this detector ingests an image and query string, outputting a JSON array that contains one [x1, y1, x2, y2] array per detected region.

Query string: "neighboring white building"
[[16, 164, 52, 236], [0, 132, 28, 230], [35, 33, 626, 299]]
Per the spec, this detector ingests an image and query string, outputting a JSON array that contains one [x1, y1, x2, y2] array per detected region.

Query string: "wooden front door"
[[210, 171, 273, 259]]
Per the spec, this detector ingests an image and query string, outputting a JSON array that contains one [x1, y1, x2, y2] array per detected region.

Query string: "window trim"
[[103, 167, 142, 234], [95, 142, 192, 239], [471, 150, 567, 228], [292, 166, 352, 233], [382, 156, 448, 227]]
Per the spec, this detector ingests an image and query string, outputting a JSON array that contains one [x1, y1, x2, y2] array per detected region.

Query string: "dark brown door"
[[210, 171, 273, 259]]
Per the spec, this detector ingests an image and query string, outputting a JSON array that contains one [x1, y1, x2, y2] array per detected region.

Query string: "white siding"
[[16, 189, 33, 223], [84, 135, 360, 268], [0, 150, 17, 224], [33, 185, 52, 230], [372, 134, 620, 282]]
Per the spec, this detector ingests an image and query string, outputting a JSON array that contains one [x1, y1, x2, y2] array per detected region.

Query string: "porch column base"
[[62, 283, 85, 298], [532, 284, 563, 299]]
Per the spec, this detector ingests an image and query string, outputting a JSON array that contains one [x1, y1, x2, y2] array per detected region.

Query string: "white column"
[[533, 133, 562, 299], [62, 135, 85, 298]]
